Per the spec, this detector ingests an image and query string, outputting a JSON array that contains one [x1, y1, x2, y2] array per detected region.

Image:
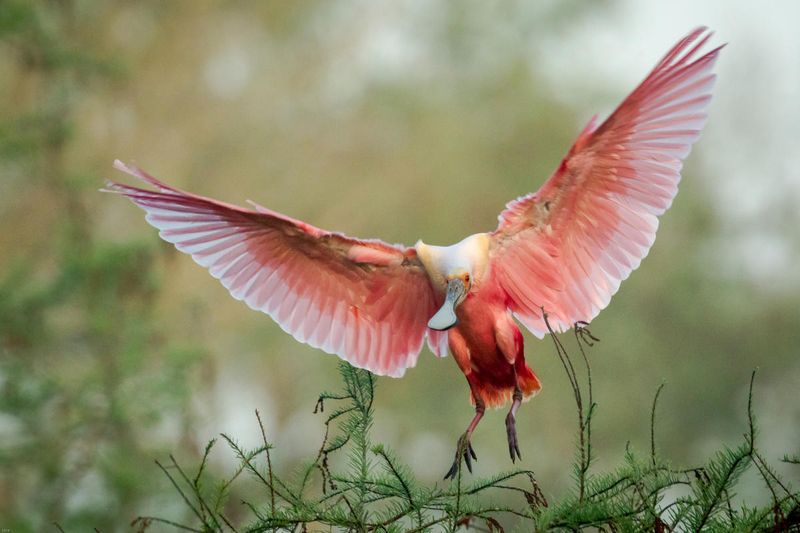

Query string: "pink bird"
[[106, 28, 722, 478]]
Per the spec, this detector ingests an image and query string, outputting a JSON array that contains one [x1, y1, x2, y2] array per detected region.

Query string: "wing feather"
[[489, 27, 723, 336], [105, 161, 439, 377]]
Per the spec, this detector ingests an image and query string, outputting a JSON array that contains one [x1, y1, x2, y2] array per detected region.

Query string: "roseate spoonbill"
[[105, 27, 722, 478]]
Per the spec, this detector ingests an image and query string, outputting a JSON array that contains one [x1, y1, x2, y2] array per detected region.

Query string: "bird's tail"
[[516, 361, 542, 402], [472, 362, 542, 409]]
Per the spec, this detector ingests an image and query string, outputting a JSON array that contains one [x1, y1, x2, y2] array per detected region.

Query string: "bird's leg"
[[444, 398, 485, 480], [505, 385, 523, 462]]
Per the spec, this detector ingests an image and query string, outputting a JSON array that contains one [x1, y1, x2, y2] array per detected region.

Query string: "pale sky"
[[537, 0, 800, 287]]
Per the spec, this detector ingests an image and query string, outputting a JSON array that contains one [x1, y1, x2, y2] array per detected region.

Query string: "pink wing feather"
[[105, 161, 440, 377], [490, 27, 723, 337]]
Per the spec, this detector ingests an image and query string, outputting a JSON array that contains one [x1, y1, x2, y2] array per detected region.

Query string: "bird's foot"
[[444, 432, 478, 480], [505, 412, 522, 463]]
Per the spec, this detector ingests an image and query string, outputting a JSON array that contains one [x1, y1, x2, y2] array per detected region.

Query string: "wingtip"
[[99, 179, 123, 194], [693, 25, 726, 52], [110, 158, 179, 193], [112, 159, 144, 182], [113, 158, 144, 179], [687, 25, 712, 41]]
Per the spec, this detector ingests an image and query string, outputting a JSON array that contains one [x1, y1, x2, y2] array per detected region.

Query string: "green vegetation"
[[136, 327, 799, 532]]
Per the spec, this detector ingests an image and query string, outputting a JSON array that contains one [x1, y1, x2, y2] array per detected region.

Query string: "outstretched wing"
[[105, 161, 440, 377], [489, 27, 723, 337]]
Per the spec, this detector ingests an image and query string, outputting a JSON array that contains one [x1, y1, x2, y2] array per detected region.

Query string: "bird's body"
[[416, 234, 541, 408], [447, 281, 542, 407], [106, 27, 722, 477]]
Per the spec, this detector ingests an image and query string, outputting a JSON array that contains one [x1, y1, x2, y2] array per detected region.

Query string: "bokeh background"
[[1, 1, 798, 530]]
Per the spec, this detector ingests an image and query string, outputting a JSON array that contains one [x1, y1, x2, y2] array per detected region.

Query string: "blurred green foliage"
[[142, 360, 799, 531], [0, 1, 797, 531], [0, 1, 205, 530]]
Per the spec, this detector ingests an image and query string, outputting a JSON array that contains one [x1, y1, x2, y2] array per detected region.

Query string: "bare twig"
[[131, 516, 203, 533], [651, 382, 666, 467], [575, 320, 599, 494], [543, 308, 592, 502], [255, 409, 276, 514], [155, 459, 204, 526]]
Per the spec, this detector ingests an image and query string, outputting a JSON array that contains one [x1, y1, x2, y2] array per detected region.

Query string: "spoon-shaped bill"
[[427, 278, 467, 331]]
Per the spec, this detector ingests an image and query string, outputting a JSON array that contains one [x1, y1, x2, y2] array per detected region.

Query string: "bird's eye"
[[464, 274, 470, 284]]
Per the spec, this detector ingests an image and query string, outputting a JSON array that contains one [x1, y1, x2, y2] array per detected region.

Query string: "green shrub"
[[137, 324, 800, 532]]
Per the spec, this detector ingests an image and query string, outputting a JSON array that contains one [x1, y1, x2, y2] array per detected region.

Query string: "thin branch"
[[543, 309, 589, 502], [219, 433, 298, 505], [169, 454, 222, 531], [132, 516, 203, 533], [574, 320, 599, 497], [255, 409, 276, 515], [374, 447, 422, 526], [155, 459, 204, 525], [651, 382, 666, 467]]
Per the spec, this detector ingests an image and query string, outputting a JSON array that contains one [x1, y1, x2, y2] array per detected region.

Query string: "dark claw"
[[506, 413, 522, 463], [444, 433, 478, 480], [464, 441, 478, 472], [444, 461, 458, 480], [468, 442, 478, 461], [463, 445, 473, 473]]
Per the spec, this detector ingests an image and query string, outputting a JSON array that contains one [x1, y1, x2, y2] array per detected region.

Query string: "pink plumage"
[[106, 27, 722, 477], [106, 161, 440, 378], [492, 26, 722, 336]]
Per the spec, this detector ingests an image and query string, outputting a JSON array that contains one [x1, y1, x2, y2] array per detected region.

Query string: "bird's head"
[[427, 268, 471, 331]]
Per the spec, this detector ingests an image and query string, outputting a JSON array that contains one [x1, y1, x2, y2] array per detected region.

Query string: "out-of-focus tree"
[[0, 1, 206, 530]]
